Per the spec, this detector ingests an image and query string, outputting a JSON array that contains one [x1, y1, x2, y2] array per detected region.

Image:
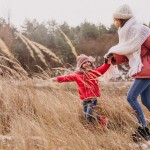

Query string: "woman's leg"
[[141, 84, 150, 111], [127, 79, 150, 127]]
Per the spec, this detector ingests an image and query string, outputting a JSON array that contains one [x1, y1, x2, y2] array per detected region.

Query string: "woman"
[[105, 4, 150, 139]]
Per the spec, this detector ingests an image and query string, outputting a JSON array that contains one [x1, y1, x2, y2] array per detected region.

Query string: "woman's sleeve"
[[112, 53, 128, 65], [143, 36, 150, 50], [56, 74, 76, 82]]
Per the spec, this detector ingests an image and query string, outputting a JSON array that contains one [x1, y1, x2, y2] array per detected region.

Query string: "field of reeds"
[[0, 27, 150, 150], [0, 78, 149, 150], [0, 30, 75, 79]]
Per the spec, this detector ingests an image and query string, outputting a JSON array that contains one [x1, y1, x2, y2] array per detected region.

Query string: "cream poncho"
[[105, 17, 150, 79]]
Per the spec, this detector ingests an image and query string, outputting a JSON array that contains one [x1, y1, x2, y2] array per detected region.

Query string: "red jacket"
[[134, 36, 150, 78], [111, 36, 150, 78], [57, 64, 110, 100]]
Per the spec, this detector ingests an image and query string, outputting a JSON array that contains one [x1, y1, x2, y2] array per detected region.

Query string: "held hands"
[[107, 58, 112, 65], [104, 53, 116, 64]]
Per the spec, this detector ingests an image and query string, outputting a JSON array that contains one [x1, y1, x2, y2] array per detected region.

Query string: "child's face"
[[81, 61, 92, 70], [114, 19, 121, 28]]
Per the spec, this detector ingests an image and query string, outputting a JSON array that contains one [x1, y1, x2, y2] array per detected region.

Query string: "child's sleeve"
[[56, 74, 76, 82], [94, 64, 110, 77]]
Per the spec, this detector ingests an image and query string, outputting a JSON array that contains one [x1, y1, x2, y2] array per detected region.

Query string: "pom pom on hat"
[[113, 4, 133, 19]]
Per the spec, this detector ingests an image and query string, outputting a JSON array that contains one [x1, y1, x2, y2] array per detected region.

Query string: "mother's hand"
[[104, 53, 116, 64]]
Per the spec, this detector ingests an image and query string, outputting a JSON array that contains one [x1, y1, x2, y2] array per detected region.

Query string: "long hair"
[[118, 19, 129, 27]]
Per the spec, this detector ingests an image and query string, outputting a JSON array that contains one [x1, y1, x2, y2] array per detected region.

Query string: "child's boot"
[[99, 115, 108, 129]]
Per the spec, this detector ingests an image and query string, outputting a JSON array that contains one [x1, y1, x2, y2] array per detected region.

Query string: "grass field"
[[0, 78, 149, 150]]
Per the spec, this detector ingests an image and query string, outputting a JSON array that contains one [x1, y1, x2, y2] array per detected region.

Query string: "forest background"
[[2, 18, 149, 77], [0, 16, 150, 150]]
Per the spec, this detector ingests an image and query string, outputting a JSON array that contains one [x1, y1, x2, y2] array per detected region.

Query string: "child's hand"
[[51, 77, 57, 82], [104, 53, 113, 64], [107, 58, 112, 64]]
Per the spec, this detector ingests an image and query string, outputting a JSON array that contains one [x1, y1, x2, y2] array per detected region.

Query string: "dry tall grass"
[[15, 32, 62, 67], [0, 39, 15, 60], [58, 28, 78, 59], [33, 42, 63, 65], [0, 36, 29, 80], [16, 32, 49, 68], [15, 32, 36, 61], [0, 56, 28, 80], [0, 79, 149, 150]]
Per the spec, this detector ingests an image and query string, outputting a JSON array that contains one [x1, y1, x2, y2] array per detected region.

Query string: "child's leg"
[[82, 101, 88, 116], [82, 99, 99, 123], [92, 99, 100, 121], [92, 99, 97, 106], [86, 99, 98, 122], [91, 99, 108, 128], [86, 102, 93, 122], [91, 99, 100, 120]]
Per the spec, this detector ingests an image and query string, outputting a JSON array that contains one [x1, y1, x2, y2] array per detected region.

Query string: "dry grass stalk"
[[1, 80, 145, 149], [0, 38, 15, 60], [33, 41, 63, 64], [52, 67, 74, 74], [15, 32, 36, 61], [15, 32, 48, 68], [0, 56, 28, 75], [34, 65, 51, 79], [21, 34, 49, 68], [0, 56, 28, 80], [58, 28, 78, 59], [0, 64, 22, 79], [32, 73, 49, 80]]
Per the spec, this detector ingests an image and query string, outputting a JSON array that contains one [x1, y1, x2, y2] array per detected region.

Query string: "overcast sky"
[[0, 0, 150, 29]]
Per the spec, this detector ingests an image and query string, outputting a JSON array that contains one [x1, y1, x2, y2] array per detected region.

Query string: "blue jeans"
[[82, 99, 98, 122], [127, 79, 150, 127]]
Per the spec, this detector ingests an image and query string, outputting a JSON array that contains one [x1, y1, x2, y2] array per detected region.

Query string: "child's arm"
[[96, 64, 110, 74], [52, 74, 76, 83], [93, 64, 110, 77]]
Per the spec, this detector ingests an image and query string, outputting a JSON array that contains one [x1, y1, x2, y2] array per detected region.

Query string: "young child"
[[52, 54, 111, 127]]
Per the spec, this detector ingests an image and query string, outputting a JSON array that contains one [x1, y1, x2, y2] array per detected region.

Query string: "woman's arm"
[[111, 53, 129, 65], [143, 36, 150, 50]]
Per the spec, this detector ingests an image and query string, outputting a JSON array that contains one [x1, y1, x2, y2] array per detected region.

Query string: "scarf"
[[105, 17, 150, 79]]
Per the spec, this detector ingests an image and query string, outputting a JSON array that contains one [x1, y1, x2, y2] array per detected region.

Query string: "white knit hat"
[[113, 4, 133, 19]]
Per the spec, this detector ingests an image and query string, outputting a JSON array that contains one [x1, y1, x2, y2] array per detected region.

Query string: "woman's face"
[[114, 19, 121, 28], [81, 61, 92, 70]]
